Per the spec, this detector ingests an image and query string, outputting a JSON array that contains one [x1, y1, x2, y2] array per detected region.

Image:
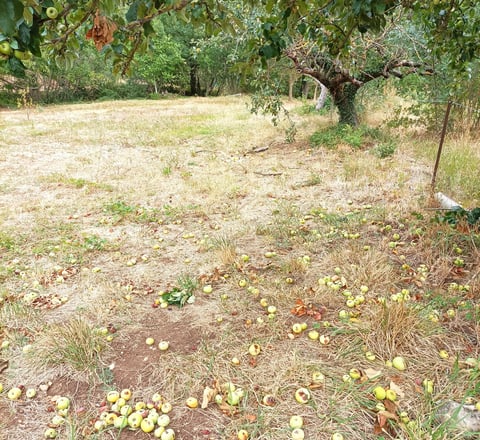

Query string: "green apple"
[[44, 428, 58, 439], [160, 402, 172, 413], [50, 415, 65, 427], [312, 371, 325, 384], [385, 389, 397, 401], [0, 41, 12, 56], [151, 392, 162, 403], [365, 351, 376, 361], [26, 388, 36, 398], [202, 285, 213, 294], [349, 368, 361, 380], [46, 6, 59, 19], [104, 413, 118, 425], [292, 323, 303, 334], [373, 386, 386, 400], [158, 414, 170, 427], [8, 387, 22, 400], [14, 50, 32, 61], [331, 434, 344, 440], [135, 401, 146, 411], [56, 396, 70, 410], [392, 356, 406, 371], [289, 415, 304, 429], [113, 415, 128, 429], [158, 341, 169, 351], [127, 411, 143, 428], [146, 337, 155, 346], [120, 404, 133, 416], [106, 390, 120, 403], [154, 427, 166, 438], [308, 330, 319, 340], [141, 418, 155, 433], [294, 387, 311, 404], [439, 350, 449, 359], [292, 428, 305, 440], [161, 428, 175, 440]]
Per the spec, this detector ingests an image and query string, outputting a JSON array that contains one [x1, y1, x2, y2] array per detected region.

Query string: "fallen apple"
[[106, 390, 120, 403], [202, 285, 213, 294], [373, 386, 386, 400], [120, 404, 133, 416], [161, 428, 175, 440], [319, 335, 330, 345], [349, 368, 361, 380], [127, 411, 143, 428], [294, 387, 311, 404], [8, 387, 22, 400], [186, 397, 198, 408], [158, 341, 170, 351], [312, 371, 325, 384], [141, 418, 155, 433], [392, 356, 406, 371], [120, 388, 132, 400], [26, 388, 36, 398], [237, 429, 249, 440], [113, 415, 128, 429], [248, 343, 261, 356], [146, 337, 155, 346], [44, 428, 58, 439], [157, 414, 170, 427], [161, 402, 172, 413], [104, 412, 118, 425], [292, 428, 305, 440], [308, 330, 319, 340], [135, 401, 146, 411], [56, 396, 70, 410], [385, 389, 397, 401], [292, 323, 303, 334], [365, 351, 376, 361], [154, 427, 166, 438], [262, 394, 276, 406], [289, 415, 304, 429], [439, 350, 449, 359]]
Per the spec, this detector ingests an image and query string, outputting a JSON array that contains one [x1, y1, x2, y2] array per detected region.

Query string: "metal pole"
[[431, 100, 453, 190]]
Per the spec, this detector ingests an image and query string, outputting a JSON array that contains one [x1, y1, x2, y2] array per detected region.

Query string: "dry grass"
[[0, 96, 479, 440]]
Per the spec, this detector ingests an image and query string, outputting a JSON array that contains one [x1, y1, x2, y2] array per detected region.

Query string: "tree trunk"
[[330, 82, 359, 126], [315, 82, 328, 110]]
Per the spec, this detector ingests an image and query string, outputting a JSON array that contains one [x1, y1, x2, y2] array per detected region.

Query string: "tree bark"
[[330, 82, 359, 126], [315, 81, 328, 110]]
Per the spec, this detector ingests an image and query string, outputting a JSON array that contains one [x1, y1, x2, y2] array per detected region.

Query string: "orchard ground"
[[0, 96, 479, 440]]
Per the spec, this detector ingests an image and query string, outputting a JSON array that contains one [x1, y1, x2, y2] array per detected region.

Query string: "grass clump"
[[32, 316, 106, 373], [310, 124, 383, 149]]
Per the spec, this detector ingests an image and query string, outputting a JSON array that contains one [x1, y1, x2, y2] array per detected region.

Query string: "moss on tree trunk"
[[331, 83, 359, 126]]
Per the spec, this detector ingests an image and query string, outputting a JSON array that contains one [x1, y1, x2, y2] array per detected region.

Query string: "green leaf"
[[17, 22, 31, 47], [7, 56, 25, 77], [126, 1, 140, 23], [0, 0, 24, 36], [143, 21, 155, 37]]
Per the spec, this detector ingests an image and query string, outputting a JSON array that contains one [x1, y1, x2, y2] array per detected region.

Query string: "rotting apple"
[[237, 429, 249, 440], [248, 343, 261, 356], [392, 356, 406, 371], [106, 390, 120, 403], [294, 387, 311, 404]]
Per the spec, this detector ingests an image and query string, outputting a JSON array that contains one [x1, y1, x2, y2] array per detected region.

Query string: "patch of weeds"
[[309, 124, 384, 150], [82, 234, 107, 251], [434, 207, 480, 230], [211, 234, 237, 266], [32, 316, 106, 373], [0, 231, 16, 250], [40, 173, 113, 191], [103, 200, 163, 224], [160, 274, 198, 307], [372, 141, 397, 158], [162, 165, 172, 176]]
